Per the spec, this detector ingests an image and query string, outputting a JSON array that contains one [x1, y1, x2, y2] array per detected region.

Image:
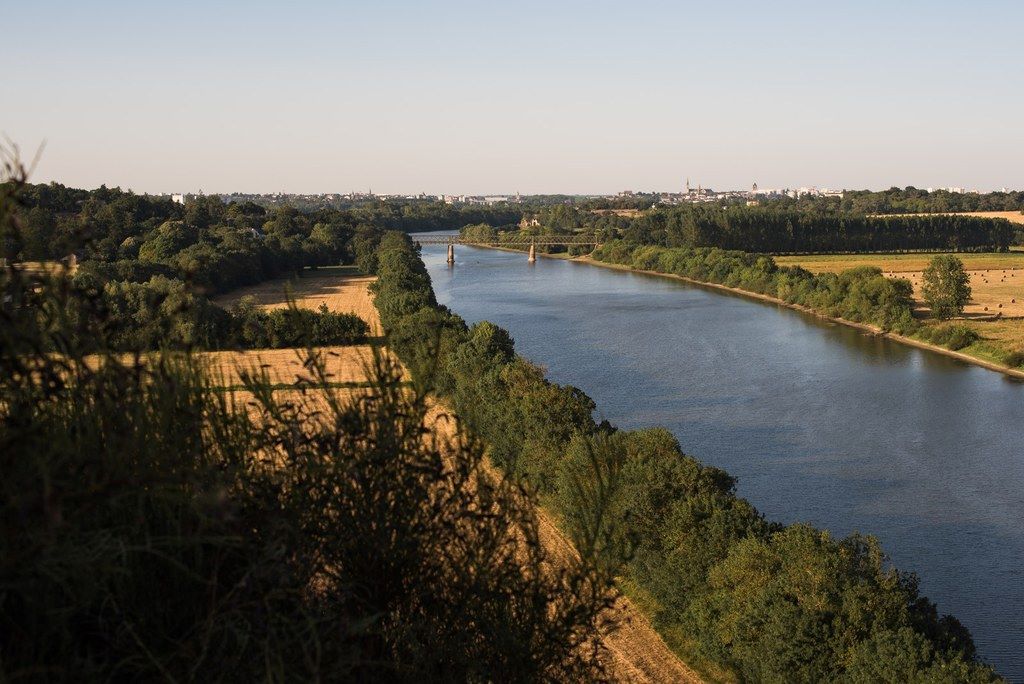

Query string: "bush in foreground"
[[0, 158, 616, 681]]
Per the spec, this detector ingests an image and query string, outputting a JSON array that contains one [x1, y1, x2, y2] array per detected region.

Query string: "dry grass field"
[[878, 210, 1024, 224], [777, 252, 1024, 362], [206, 266, 395, 386], [203, 345, 384, 387], [214, 266, 381, 333], [776, 252, 1024, 319], [960, 318, 1024, 360]]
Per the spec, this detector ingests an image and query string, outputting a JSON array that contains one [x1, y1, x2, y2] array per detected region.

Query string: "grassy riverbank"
[[775, 252, 1024, 374], [579, 242, 1024, 380], [577, 255, 1024, 379]]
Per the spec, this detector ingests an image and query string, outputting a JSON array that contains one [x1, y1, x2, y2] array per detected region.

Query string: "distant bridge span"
[[414, 235, 602, 264]]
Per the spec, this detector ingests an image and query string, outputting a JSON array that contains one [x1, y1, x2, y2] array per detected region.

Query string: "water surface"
[[418, 236, 1024, 680]]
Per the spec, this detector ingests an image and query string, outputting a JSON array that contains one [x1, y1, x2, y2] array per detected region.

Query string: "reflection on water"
[[418, 237, 1024, 680]]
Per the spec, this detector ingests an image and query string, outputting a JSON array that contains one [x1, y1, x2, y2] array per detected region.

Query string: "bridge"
[[414, 235, 602, 263]]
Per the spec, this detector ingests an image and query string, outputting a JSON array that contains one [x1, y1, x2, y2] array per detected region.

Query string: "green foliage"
[[593, 242, 918, 333], [0, 158, 614, 681], [371, 234, 1001, 682], [100, 275, 233, 349], [230, 297, 369, 349], [918, 323, 979, 351], [137, 219, 199, 261], [461, 222, 499, 242], [1003, 350, 1024, 368], [922, 255, 972, 320], [620, 205, 1014, 253]]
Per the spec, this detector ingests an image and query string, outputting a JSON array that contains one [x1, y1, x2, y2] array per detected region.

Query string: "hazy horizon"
[[7, 0, 1023, 195]]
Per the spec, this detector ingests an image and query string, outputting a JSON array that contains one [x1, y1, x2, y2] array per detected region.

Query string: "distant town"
[[155, 179, 1013, 208]]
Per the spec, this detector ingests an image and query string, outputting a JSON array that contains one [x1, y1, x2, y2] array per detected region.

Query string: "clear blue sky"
[[5, 0, 1023, 194]]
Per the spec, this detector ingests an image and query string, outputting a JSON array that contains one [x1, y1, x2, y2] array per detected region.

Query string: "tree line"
[[478, 204, 1016, 254], [370, 233, 1001, 682], [2, 182, 527, 353], [620, 206, 1014, 253], [773, 187, 1024, 215], [594, 241, 918, 333]]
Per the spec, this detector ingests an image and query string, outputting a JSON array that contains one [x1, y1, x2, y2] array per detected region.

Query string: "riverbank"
[[579, 255, 1024, 380], [511, 247, 1024, 380]]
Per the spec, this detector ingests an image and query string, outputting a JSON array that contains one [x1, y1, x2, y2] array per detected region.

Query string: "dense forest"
[[769, 187, 1024, 215], [513, 205, 1015, 253], [370, 234, 1001, 682], [1, 182, 528, 351]]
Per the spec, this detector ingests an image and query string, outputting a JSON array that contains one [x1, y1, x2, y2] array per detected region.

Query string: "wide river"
[[417, 236, 1024, 680]]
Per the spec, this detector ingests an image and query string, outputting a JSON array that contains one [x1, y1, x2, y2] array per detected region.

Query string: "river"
[[417, 236, 1024, 680]]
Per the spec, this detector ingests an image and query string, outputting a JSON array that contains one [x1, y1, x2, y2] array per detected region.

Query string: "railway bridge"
[[414, 236, 603, 264]]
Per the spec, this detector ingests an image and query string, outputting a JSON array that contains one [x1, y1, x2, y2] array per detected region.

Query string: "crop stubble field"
[[776, 251, 1024, 358], [209, 267, 392, 387]]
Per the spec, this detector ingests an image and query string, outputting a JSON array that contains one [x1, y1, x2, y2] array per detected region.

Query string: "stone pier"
[[528, 242, 536, 263]]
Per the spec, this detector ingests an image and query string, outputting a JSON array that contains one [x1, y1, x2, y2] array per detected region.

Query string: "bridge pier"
[[528, 242, 536, 263], [447, 243, 455, 265]]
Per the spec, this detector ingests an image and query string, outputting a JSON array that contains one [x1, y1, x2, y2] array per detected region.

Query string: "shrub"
[[919, 323, 980, 351], [1003, 350, 1024, 368]]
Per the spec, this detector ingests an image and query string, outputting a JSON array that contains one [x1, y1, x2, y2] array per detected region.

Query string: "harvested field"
[[776, 251, 1024, 274], [214, 266, 381, 333], [204, 345, 389, 387], [777, 253, 1024, 319], [875, 210, 1024, 224], [208, 267, 396, 384]]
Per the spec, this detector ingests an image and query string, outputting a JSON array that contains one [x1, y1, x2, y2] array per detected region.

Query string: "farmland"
[[777, 252, 1024, 363], [776, 252, 1024, 318], [208, 265, 393, 387]]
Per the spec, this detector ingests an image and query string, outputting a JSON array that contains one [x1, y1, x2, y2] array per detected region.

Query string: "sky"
[[4, 0, 1023, 195]]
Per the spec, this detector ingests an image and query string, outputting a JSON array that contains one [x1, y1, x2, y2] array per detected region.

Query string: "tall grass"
[[0, 148, 615, 681]]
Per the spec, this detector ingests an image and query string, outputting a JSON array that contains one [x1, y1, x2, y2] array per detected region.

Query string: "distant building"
[[171, 193, 185, 204]]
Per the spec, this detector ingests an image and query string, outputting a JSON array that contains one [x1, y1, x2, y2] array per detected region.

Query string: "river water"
[[417, 236, 1024, 680]]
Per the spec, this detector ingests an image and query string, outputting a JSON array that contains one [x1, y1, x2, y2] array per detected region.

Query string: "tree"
[[921, 255, 972, 320]]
